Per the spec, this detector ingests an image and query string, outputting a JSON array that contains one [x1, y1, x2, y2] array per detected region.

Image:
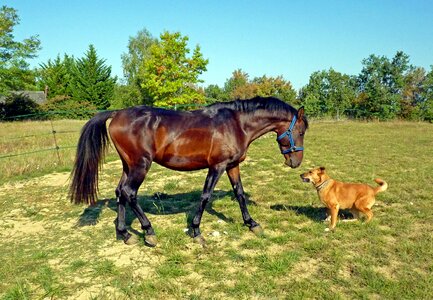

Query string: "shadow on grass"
[[76, 189, 256, 231], [270, 204, 327, 222], [270, 204, 354, 222]]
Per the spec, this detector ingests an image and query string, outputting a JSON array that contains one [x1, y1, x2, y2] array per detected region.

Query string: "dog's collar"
[[315, 179, 331, 192]]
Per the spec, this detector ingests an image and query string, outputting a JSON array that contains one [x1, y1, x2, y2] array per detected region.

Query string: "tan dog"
[[300, 167, 387, 231]]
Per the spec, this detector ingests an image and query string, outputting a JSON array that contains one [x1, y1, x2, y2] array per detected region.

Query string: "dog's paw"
[[324, 228, 331, 232]]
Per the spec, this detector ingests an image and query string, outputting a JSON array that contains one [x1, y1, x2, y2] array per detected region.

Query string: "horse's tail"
[[69, 110, 116, 205], [373, 178, 388, 194]]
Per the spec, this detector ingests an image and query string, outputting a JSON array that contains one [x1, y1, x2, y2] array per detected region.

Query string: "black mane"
[[205, 96, 308, 128]]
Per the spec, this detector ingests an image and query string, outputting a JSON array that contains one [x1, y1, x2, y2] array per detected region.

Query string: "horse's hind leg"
[[227, 165, 262, 235], [120, 160, 157, 247], [115, 171, 135, 243]]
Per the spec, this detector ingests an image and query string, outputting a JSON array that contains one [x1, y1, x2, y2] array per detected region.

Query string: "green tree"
[[138, 31, 208, 107], [204, 84, 224, 103], [38, 54, 75, 98], [121, 28, 157, 86], [253, 75, 297, 103], [400, 66, 425, 120], [222, 69, 297, 103], [223, 69, 250, 100], [72, 45, 116, 109], [117, 29, 158, 107], [299, 69, 356, 118], [0, 5, 41, 94], [420, 66, 433, 122], [356, 51, 410, 119]]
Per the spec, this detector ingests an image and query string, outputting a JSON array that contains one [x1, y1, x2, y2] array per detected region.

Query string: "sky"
[[5, 0, 433, 90]]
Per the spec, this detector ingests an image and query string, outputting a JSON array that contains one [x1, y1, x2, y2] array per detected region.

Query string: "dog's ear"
[[319, 166, 326, 173]]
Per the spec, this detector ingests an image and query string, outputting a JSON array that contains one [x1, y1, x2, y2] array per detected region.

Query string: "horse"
[[69, 96, 308, 246]]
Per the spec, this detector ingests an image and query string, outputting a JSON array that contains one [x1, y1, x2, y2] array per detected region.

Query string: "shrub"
[[41, 96, 98, 119], [0, 93, 41, 121]]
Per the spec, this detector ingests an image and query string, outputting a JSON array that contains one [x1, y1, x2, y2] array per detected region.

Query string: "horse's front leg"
[[191, 167, 225, 245], [227, 165, 263, 235]]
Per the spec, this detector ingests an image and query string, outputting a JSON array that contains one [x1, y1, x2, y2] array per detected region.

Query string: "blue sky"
[[5, 0, 433, 90]]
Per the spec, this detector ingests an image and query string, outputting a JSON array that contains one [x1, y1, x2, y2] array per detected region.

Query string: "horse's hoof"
[[124, 234, 139, 245], [193, 235, 206, 246], [144, 235, 158, 247], [250, 225, 264, 236]]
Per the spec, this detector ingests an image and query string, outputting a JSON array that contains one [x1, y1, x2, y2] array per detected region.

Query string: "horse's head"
[[276, 107, 307, 168]]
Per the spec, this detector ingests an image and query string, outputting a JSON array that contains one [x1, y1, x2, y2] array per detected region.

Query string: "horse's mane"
[[205, 96, 308, 128]]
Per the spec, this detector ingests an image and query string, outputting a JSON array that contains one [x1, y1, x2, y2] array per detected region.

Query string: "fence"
[[0, 105, 209, 165], [0, 105, 420, 164]]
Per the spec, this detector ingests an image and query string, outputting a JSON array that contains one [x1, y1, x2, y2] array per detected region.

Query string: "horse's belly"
[[155, 154, 209, 171]]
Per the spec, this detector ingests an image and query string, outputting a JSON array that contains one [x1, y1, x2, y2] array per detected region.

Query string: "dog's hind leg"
[[357, 206, 373, 222]]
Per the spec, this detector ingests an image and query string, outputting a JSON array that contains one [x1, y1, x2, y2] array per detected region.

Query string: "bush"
[[41, 96, 98, 119], [0, 93, 42, 121]]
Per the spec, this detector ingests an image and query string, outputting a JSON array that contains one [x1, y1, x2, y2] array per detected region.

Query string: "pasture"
[[0, 120, 432, 299]]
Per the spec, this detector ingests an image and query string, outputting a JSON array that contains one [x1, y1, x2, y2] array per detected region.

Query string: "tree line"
[[1, 5, 432, 121]]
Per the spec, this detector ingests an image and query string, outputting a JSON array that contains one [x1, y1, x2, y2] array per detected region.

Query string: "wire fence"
[[0, 113, 84, 161], [0, 105, 420, 162], [0, 105, 209, 161]]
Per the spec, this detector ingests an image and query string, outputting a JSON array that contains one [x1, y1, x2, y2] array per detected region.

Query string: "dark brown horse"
[[70, 96, 308, 246]]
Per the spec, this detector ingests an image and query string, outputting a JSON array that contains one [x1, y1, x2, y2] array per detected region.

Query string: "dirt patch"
[[0, 217, 46, 238], [290, 257, 321, 280]]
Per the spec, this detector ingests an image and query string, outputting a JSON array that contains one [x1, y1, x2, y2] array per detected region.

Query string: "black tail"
[[69, 110, 115, 205]]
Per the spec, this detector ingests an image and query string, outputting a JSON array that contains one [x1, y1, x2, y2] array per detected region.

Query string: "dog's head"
[[300, 167, 327, 185]]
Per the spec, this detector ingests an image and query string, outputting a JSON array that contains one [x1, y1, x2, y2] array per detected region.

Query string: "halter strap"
[[276, 115, 304, 153]]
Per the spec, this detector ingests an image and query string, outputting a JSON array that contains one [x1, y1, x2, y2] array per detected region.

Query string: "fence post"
[[49, 119, 61, 163]]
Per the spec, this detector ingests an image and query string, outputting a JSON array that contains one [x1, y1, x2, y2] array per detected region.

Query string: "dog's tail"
[[373, 178, 388, 194]]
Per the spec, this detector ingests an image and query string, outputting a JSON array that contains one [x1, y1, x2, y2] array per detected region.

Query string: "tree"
[[223, 69, 250, 100], [252, 75, 297, 103], [299, 69, 356, 118], [72, 45, 116, 109], [38, 54, 75, 99], [0, 5, 41, 94], [222, 69, 297, 103], [121, 28, 157, 86], [420, 66, 433, 122], [118, 29, 159, 107], [204, 84, 224, 103], [400, 66, 425, 119], [356, 51, 410, 119], [137, 31, 208, 107]]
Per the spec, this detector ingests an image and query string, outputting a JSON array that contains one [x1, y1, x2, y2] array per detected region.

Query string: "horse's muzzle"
[[285, 157, 302, 168]]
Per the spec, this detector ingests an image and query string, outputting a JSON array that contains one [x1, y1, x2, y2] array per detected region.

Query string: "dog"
[[300, 167, 387, 231]]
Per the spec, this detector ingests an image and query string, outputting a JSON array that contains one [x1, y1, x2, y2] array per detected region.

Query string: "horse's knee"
[[121, 185, 137, 203]]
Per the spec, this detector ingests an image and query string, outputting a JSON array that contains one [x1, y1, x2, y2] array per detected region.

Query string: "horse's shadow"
[[76, 190, 255, 232]]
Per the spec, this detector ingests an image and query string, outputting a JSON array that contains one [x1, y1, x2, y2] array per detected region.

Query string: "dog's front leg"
[[326, 203, 339, 231]]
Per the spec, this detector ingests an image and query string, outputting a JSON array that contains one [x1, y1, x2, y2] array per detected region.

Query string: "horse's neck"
[[242, 113, 288, 142]]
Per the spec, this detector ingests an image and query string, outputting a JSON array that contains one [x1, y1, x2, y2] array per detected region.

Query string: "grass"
[[0, 120, 432, 299]]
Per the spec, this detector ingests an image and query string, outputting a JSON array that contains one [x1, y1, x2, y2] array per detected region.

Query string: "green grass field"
[[0, 120, 432, 299]]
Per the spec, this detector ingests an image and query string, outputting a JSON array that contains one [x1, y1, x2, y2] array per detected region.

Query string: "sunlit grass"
[[0, 120, 432, 299]]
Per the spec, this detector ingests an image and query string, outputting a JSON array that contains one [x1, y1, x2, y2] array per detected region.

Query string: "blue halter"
[[276, 115, 304, 154]]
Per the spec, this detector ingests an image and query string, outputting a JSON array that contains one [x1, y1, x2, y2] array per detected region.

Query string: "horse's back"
[[108, 106, 246, 171]]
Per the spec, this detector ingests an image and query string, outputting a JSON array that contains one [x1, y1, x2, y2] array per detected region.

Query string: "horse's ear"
[[297, 106, 305, 119]]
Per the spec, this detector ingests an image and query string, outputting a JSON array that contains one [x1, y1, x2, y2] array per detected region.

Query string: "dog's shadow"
[[271, 204, 327, 221], [76, 190, 255, 231], [270, 204, 354, 222]]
